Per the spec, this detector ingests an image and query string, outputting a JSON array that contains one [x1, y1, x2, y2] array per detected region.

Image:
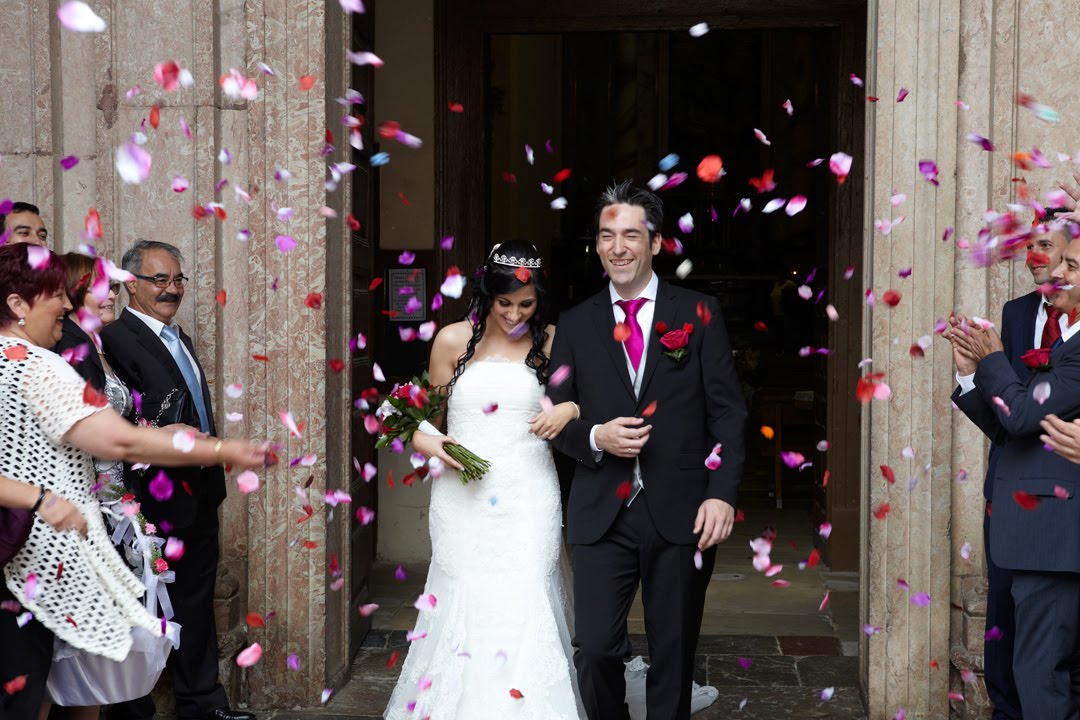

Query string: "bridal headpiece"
[[488, 242, 542, 269]]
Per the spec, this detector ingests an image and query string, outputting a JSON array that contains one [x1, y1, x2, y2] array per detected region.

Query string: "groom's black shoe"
[[202, 709, 256, 720]]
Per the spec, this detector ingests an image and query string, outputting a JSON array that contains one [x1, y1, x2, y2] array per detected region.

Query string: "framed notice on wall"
[[387, 268, 426, 323]]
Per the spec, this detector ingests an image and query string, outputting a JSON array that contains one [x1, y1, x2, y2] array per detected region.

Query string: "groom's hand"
[[694, 498, 735, 551], [594, 417, 652, 458]]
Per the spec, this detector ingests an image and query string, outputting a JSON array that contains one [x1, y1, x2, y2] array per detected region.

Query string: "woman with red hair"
[[0, 244, 270, 720]]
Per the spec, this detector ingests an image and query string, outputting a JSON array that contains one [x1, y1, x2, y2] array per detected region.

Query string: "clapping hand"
[[1055, 171, 1080, 223], [1040, 415, 1080, 465], [942, 314, 978, 375], [945, 315, 1003, 366]]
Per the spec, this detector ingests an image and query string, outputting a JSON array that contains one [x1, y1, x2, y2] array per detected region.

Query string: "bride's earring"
[[17, 318, 26, 326]]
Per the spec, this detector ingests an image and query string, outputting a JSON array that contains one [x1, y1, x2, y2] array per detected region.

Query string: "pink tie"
[[616, 298, 648, 372]]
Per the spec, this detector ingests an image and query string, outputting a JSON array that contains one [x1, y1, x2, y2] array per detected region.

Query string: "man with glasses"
[[103, 240, 253, 720]]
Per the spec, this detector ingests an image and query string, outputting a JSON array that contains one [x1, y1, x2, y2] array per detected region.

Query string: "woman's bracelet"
[[30, 486, 48, 514]]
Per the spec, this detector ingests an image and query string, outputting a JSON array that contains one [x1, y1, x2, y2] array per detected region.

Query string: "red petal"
[[182, 480, 193, 496], [303, 540, 318, 549], [514, 266, 532, 284], [696, 300, 712, 325], [246, 612, 266, 628], [616, 481, 633, 501], [347, 214, 361, 231], [83, 380, 109, 408], [299, 75, 316, 91], [873, 502, 891, 520], [929, 659, 940, 669], [613, 323, 631, 343], [149, 105, 160, 129], [734, 509, 745, 522], [192, 205, 207, 220], [328, 359, 346, 373], [3, 345, 28, 361], [553, 168, 572, 183], [1013, 490, 1040, 511], [215, 289, 227, 306], [882, 290, 902, 307], [654, 321, 668, 334], [753, 321, 769, 333], [3, 675, 28, 695], [386, 650, 401, 668], [806, 549, 821, 568], [822, 470, 830, 488], [214, 207, 227, 221], [509, 689, 524, 699], [641, 400, 658, 418], [447, 101, 464, 113], [304, 292, 323, 310], [252, 354, 269, 362], [880, 465, 896, 484], [369, 277, 383, 291]]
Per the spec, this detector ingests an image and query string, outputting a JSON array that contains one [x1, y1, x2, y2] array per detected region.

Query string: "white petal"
[[57, 2, 107, 32]]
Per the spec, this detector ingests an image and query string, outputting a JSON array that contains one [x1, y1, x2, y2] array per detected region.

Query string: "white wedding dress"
[[384, 358, 585, 719], [383, 358, 713, 719]]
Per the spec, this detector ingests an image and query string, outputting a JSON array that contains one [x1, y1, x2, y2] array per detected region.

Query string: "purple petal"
[[60, 155, 80, 170], [398, 251, 415, 265]]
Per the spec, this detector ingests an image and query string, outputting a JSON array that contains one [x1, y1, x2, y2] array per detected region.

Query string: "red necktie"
[[615, 298, 647, 372], [1042, 304, 1063, 349]]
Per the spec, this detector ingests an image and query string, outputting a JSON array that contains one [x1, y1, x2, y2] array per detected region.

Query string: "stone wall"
[[0, 0, 349, 707]]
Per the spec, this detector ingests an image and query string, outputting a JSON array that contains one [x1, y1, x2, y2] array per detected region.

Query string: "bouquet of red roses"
[[374, 372, 491, 483]]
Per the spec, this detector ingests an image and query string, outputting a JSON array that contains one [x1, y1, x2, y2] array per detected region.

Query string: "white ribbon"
[[417, 420, 444, 437], [102, 501, 175, 620]]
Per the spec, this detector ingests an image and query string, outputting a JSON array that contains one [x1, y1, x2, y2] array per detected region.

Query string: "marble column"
[[863, 0, 962, 717]]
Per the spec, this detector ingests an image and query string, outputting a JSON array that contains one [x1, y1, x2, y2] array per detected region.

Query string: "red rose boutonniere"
[[1021, 348, 1052, 372], [659, 322, 694, 362]]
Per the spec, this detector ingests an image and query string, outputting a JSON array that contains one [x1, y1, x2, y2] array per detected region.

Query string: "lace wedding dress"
[[384, 358, 585, 719]]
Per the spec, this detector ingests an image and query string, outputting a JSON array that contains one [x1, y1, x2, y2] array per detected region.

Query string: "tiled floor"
[[266, 500, 866, 720]]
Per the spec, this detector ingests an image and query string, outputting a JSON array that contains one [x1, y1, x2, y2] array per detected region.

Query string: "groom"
[[549, 181, 747, 719]]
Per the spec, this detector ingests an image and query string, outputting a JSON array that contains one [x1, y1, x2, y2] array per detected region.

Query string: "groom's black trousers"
[[573, 496, 717, 720]]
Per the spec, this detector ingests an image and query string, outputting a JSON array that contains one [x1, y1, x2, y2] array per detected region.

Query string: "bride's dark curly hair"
[[445, 239, 551, 397]]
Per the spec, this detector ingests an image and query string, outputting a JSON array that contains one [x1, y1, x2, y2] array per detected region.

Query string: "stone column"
[[862, 0, 962, 717]]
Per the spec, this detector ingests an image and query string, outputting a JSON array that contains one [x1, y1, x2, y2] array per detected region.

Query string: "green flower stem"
[[444, 443, 491, 484]]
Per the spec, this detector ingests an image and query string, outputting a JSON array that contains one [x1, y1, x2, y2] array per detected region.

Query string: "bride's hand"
[[528, 402, 577, 441], [412, 431, 465, 471]]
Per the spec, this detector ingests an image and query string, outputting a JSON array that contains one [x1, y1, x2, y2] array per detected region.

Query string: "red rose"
[[660, 323, 694, 351], [1021, 348, 1051, 369], [154, 558, 170, 573]]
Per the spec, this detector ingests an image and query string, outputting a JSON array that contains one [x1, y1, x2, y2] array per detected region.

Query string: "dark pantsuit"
[[0, 583, 53, 720], [984, 506, 1022, 719], [1010, 570, 1080, 719], [572, 498, 712, 720]]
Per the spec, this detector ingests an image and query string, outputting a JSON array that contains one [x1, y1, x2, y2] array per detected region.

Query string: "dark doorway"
[[437, 0, 865, 568], [482, 26, 858, 567]]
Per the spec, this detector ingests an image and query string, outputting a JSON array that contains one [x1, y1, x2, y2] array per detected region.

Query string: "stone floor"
[[263, 496, 865, 719]]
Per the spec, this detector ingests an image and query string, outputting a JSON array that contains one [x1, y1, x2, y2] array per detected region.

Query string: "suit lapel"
[[121, 310, 188, 390], [1019, 291, 1040, 353], [592, 292, 636, 398], [637, 281, 678, 403], [62, 318, 104, 378]]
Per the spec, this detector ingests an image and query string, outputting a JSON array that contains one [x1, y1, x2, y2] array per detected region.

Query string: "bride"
[[383, 241, 717, 719]]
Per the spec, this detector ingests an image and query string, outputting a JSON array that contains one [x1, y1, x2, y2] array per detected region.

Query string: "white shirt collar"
[[609, 272, 659, 306], [125, 306, 175, 339]]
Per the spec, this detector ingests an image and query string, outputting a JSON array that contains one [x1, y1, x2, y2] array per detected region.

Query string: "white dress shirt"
[[588, 273, 659, 499], [957, 310, 1080, 395], [125, 307, 202, 385]]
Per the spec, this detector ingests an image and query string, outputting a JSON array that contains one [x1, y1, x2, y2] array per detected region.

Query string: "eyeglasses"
[[132, 273, 188, 289]]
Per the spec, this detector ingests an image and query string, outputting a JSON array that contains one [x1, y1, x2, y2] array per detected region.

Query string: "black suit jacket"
[[52, 317, 106, 391], [961, 290, 1042, 500], [100, 308, 225, 530], [954, 339, 1080, 572], [549, 281, 747, 545]]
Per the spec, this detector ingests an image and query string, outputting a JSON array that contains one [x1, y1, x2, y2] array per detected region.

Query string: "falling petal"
[[965, 133, 994, 152], [821, 687, 835, 701], [57, 2, 107, 32], [762, 198, 786, 214], [753, 128, 771, 146], [818, 522, 832, 539], [896, 87, 909, 102], [1033, 381, 1050, 405], [116, 143, 152, 184], [960, 542, 972, 560], [237, 643, 262, 667], [910, 592, 931, 607], [413, 593, 437, 612], [678, 213, 694, 234], [917, 159, 940, 186], [551, 197, 568, 210], [688, 22, 709, 37], [338, 0, 365, 12], [785, 195, 807, 216], [849, 73, 864, 87], [658, 153, 679, 172], [782, 99, 793, 115], [346, 50, 384, 67], [275, 235, 296, 254], [237, 471, 260, 494], [829, 152, 853, 184]]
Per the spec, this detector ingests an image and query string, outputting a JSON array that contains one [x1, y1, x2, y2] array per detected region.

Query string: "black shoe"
[[203, 710, 256, 720]]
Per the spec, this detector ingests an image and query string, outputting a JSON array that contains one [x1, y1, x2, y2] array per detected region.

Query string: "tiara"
[[492, 253, 541, 269]]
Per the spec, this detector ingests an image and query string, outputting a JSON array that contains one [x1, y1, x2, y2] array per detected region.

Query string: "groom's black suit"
[[550, 279, 746, 719]]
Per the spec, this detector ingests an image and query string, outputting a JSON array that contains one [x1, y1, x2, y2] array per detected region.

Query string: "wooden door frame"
[[434, 0, 867, 571]]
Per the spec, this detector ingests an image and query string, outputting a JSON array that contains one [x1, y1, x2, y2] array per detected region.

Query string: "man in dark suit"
[[549, 181, 746, 719], [102, 240, 253, 720], [955, 215, 1069, 720], [948, 225, 1080, 718]]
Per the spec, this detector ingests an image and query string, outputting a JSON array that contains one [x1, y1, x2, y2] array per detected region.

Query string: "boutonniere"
[[655, 321, 693, 362], [1021, 348, 1052, 372]]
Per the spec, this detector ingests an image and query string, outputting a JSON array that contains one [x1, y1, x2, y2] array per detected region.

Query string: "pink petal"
[[26, 246, 51, 270], [275, 235, 296, 254], [910, 592, 931, 606], [992, 396, 1011, 416], [849, 73, 864, 87], [57, 2, 107, 32], [782, 99, 793, 115], [785, 195, 807, 216], [762, 198, 786, 214], [25, 573, 38, 601], [236, 642, 263, 667], [338, 0, 365, 12], [346, 50, 384, 67], [398, 251, 415, 265], [829, 152, 853, 182], [359, 603, 379, 616], [820, 687, 835, 701], [280, 410, 302, 437], [170, 175, 189, 193], [818, 522, 832, 539], [753, 128, 771, 146], [1054, 485, 1070, 500], [896, 87, 909, 102], [356, 506, 375, 525], [116, 143, 152, 184], [286, 654, 300, 670], [413, 593, 437, 612], [678, 213, 694, 234], [549, 365, 571, 387], [780, 451, 805, 468], [237, 471, 260, 494], [917, 159, 939, 186], [965, 133, 994, 152], [1033, 381, 1051, 405], [60, 155, 80, 170]]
